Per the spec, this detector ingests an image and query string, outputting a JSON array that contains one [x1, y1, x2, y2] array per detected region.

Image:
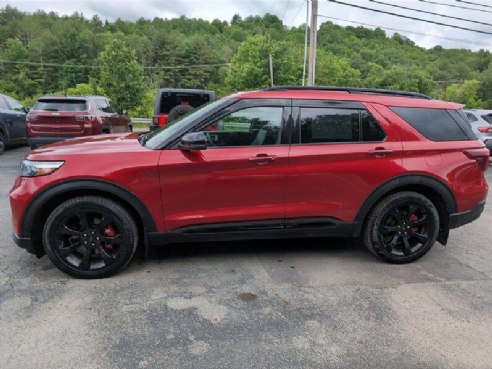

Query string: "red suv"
[[10, 87, 489, 278], [27, 95, 131, 149]]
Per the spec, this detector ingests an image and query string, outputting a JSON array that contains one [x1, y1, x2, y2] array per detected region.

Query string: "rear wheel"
[[363, 191, 439, 263], [0, 131, 5, 155], [42, 196, 138, 278]]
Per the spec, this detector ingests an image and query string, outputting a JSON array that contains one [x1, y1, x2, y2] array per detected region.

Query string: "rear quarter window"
[[33, 99, 88, 112], [390, 107, 474, 141]]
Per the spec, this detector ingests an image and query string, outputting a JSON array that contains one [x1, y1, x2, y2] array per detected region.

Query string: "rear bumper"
[[449, 201, 486, 229]]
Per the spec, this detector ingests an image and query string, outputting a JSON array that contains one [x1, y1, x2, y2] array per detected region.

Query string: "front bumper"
[[449, 201, 486, 229], [12, 232, 36, 255]]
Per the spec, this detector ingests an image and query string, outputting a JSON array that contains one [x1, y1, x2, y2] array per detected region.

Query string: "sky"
[[4, 0, 492, 51]]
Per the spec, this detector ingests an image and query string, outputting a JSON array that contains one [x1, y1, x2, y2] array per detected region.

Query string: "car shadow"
[[147, 237, 366, 261]]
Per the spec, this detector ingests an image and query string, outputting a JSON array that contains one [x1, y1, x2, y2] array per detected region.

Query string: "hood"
[[27, 133, 148, 160]]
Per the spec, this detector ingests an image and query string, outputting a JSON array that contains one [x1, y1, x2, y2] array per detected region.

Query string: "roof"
[[234, 87, 463, 109], [156, 88, 215, 96], [465, 109, 492, 115], [37, 95, 107, 100]]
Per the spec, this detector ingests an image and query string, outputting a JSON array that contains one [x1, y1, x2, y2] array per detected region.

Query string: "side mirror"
[[178, 132, 207, 151]]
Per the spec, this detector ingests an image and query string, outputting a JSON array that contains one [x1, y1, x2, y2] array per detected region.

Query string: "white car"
[[464, 109, 492, 155]]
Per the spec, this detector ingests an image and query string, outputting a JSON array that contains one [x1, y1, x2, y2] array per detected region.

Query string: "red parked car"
[[10, 87, 488, 278], [27, 95, 131, 149]]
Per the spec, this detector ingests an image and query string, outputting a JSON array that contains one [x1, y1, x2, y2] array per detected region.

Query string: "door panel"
[[159, 146, 289, 231], [286, 102, 404, 222], [4, 96, 26, 140], [158, 101, 291, 231]]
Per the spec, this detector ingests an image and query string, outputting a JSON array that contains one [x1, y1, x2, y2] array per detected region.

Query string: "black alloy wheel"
[[364, 191, 439, 263], [43, 196, 138, 278]]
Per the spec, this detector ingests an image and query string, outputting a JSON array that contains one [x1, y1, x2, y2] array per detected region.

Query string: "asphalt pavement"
[[1, 146, 491, 369]]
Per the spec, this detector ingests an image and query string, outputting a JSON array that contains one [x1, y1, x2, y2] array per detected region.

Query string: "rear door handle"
[[249, 154, 276, 165], [369, 148, 393, 157]]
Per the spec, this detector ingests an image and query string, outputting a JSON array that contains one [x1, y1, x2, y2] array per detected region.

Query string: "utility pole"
[[269, 53, 274, 87], [302, 0, 309, 86], [307, 0, 318, 86]]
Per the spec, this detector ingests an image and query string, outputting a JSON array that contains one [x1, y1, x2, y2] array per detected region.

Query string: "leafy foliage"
[[95, 39, 146, 112], [1, 5, 492, 114]]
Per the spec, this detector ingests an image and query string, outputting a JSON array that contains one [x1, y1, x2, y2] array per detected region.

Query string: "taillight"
[[74, 115, 95, 122], [152, 117, 159, 125], [26, 113, 38, 121], [463, 148, 490, 172], [477, 126, 492, 133]]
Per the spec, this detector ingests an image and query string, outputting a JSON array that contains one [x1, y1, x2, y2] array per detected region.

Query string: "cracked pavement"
[[1, 146, 491, 369]]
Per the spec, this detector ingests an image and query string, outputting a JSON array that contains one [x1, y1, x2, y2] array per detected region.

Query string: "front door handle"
[[369, 148, 393, 157], [249, 154, 276, 165]]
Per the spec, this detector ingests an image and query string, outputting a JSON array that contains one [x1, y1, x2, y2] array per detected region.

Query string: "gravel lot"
[[1, 146, 491, 369]]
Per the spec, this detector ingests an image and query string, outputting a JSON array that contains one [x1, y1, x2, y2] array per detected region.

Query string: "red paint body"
[[10, 90, 489, 241]]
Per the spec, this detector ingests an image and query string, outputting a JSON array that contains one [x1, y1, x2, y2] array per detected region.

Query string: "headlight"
[[20, 160, 65, 177]]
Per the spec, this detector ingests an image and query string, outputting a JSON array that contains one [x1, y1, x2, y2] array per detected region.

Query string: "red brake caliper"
[[409, 214, 419, 232], [103, 224, 117, 250]]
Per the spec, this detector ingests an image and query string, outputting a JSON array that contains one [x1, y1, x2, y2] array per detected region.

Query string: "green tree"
[[96, 39, 146, 111], [365, 65, 436, 95], [442, 80, 484, 108], [225, 35, 297, 91], [315, 51, 361, 86]]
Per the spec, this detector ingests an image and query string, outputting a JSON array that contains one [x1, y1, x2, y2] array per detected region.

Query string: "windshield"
[[145, 99, 228, 149], [34, 99, 88, 112]]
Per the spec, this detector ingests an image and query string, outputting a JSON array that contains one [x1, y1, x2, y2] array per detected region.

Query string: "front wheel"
[[42, 196, 138, 278], [363, 191, 439, 263]]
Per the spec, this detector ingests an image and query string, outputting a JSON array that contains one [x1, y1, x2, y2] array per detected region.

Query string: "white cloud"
[[4, 0, 492, 50]]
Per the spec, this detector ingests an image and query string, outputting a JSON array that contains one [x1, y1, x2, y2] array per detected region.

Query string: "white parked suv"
[[464, 109, 492, 155]]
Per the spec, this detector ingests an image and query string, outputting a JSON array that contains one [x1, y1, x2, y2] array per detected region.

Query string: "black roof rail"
[[263, 86, 431, 99]]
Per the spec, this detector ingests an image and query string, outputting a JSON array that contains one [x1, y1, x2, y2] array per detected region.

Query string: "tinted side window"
[[300, 108, 359, 143], [5, 96, 24, 111], [202, 106, 283, 147], [391, 107, 469, 141], [0, 97, 8, 110], [96, 99, 112, 113], [481, 114, 492, 124], [361, 110, 386, 141], [466, 112, 478, 122]]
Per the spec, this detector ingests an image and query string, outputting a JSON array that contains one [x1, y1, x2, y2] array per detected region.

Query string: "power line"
[[281, 0, 292, 23], [317, 14, 492, 48], [369, 0, 492, 26], [326, 0, 492, 35], [457, 0, 492, 9], [0, 60, 231, 69], [288, 0, 306, 27], [418, 0, 492, 14]]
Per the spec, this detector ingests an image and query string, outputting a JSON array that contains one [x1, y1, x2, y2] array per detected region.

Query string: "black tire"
[[30, 143, 37, 150], [42, 196, 138, 279], [0, 131, 5, 155], [167, 104, 194, 123], [363, 191, 439, 264]]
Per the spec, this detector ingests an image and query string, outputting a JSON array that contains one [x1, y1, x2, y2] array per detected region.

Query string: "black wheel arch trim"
[[20, 179, 157, 240], [355, 174, 458, 223]]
